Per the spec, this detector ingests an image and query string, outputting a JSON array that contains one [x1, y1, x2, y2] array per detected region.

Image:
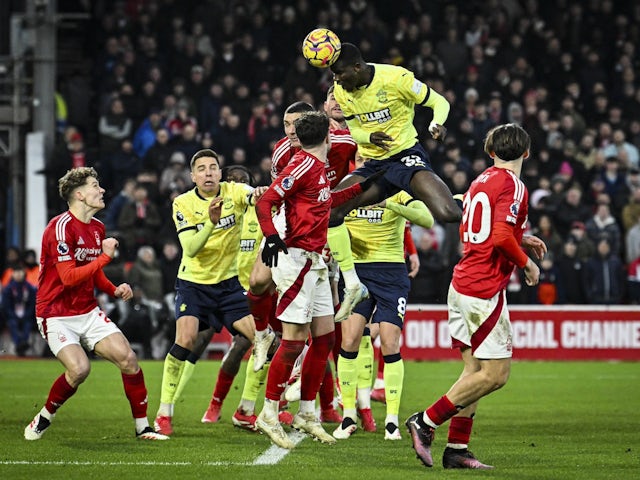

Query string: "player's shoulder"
[[272, 137, 293, 159], [329, 129, 355, 146], [223, 180, 253, 198], [475, 167, 524, 195], [272, 137, 295, 169], [289, 151, 322, 173], [374, 63, 411, 82], [47, 211, 75, 234], [89, 216, 105, 231], [174, 187, 196, 202]]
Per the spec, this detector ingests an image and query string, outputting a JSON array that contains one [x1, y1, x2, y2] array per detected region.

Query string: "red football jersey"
[[452, 166, 529, 299], [270, 128, 356, 189], [37, 211, 106, 318], [257, 150, 331, 254]]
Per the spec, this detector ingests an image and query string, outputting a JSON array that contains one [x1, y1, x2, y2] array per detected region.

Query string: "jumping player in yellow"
[[327, 42, 461, 322]]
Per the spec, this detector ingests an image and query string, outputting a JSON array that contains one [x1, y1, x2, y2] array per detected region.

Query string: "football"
[[302, 28, 341, 68]]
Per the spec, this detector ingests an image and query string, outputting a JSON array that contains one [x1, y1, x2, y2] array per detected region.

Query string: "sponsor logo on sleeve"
[[281, 176, 295, 190], [176, 210, 187, 227], [412, 79, 423, 95], [57, 241, 69, 255]]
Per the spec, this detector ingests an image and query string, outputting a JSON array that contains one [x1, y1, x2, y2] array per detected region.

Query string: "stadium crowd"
[[2, 0, 640, 356]]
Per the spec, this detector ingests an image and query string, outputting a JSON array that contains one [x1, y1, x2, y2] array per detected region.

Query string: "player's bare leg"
[[409, 170, 461, 223], [97, 333, 169, 440]]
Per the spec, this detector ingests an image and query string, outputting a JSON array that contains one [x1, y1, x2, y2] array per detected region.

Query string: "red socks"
[[376, 347, 384, 379], [448, 416, 473, 445], [319, 362, 335, 410], [426, 395, 459, 426], [265, 339, 305, 401], [248, 290, 274, 331], [122, 369, 148, 419], [301, 331, 335, 402], [212, 369, 235, 404], [45, 373, 77, 415]]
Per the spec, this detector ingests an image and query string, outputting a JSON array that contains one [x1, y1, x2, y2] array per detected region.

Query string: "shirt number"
[[461, 192, 492, 244]]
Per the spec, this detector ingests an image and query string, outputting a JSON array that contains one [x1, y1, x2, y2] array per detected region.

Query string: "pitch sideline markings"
[[252, 430, 306, 465]]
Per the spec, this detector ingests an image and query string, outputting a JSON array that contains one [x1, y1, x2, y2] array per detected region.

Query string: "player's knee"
[[482, 366, 510, 393], [249, 264, 273, 293], [434, 202, 462, 223], [340, 335, 360, 352], [119, 348, 140, 373], [222, 336, 252, 374]]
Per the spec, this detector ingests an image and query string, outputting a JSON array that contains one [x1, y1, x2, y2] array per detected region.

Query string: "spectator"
[[117, 183, 163, 260], [102, 177, 137, 232], [584, 238, 625, 305], [159, 151, 192, 196], [532, 254, 561, 305], [98, 97, 132, 156], [199, 83, 225, 136], [21, 249, 39, 288], [1, 264, 36, 356], [115, 285, 156, 360], [553, 185, 592, 237], [585, 201, 622, 256], [435, 27, 468, 82], [132, 108, 164, 158], [556, 239, 588, 304], [1, 246, 23, 287], [533, 214, 564, 260], [143, 128, 173, 175], [567, 221, 596, 262], [212, 114, 248, 160], [127, 245, 164, 303], [408, 230, 448, 304], [598, 156, 631, 213], [166, 100, 197, 137], [158, 240, 180, 301], [100, 138, 142, 195], [601, 128, 639, 170], [171, 123, 201, 161]]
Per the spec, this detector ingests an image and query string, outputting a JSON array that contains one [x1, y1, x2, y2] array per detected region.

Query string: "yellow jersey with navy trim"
[[334, 63, 429, 159], [173, 182, 252, 284], [345, 191, 413, 263], [237, 204, 263, 290]]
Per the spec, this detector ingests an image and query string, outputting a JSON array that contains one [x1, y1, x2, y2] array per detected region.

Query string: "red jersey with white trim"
[[270, 128, 356, 188], [452, 166, 529, 299], [36, 211, 106, 318], [257, 150, 331, 254]]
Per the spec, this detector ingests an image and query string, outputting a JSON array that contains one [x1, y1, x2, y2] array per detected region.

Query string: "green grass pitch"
[[1, 359, 638, 480]]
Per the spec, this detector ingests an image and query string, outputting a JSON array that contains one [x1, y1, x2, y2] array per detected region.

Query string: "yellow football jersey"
[[173, 182, 253, 284], [237, 204, 263, 290], [345, 191, 413, 263], [334, 63, 432, 160]]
